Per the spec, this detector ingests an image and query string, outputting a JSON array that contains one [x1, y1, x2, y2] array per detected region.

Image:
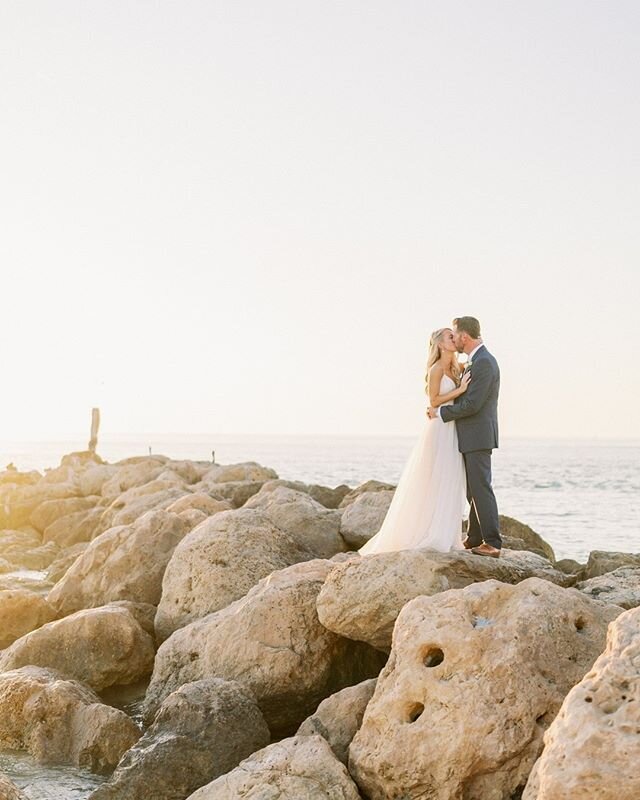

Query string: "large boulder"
[[499, 515, 556, 562], [297, 678, 377, 765], [0, 482, 81, 530], [0, 666, 140, 773], [523, 605, 640, 799], [100, 460, 167, 498], [0, 603, 155, 691], [42, 507, 105, 547], [244, 487, 346, 558], [154, 508, 315, 641], [584, 550, 640, 579], [317, 549, 573, 650], [165, 494, 232, 516], [29, 496, 100, 534], [339, 491, 393, 549], [259, 479, 352, 509], [185, 735, 362, 800], [47, 510, 190, 616], [338, 480, 396, 509], [89, 678, 270, 800], [143, 559, 387, 737], [200, 462, 278, 485], [348, 578, 620, 800], [45, 542, 89, 583], [576, 566, 640, 609], [96, 484, 189, 535], [0, 590, 56, 649]]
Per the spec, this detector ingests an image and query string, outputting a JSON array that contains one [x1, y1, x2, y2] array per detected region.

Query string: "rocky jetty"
[[0, 451, 637, 798]]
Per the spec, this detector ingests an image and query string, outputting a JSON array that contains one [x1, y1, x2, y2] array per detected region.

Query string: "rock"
[[523, 605, 640, 799], [97, 485, 189, 534], [244, 487, 346, 558], [202, 480, 265, 508], [185, 734, 362, 800], [165, 494, 232, 516], [339, 491, 393, 549], [89, 678, 270, 800], [100, 460, 167, 498], [348, 578, 621, 800], [45, 542, 89, 583], [6, 541, 60, 571], [0, 529, 41, 554], [155, 508, 316, 641], [339, 480, 396, 508], [0, 482, 80, 530], [0, 603, 156, 691], [317, 548, 574, 650], [576, 566, 640, 609], [499, 515, 556, 562], [0, 666, 140, 773], [29, 497, 100, 534], [144, 559, 387, 737], [556, 558, 585, 576], [260, 479, 352, 509], [77, 464, 119, 497], [0, 774, 25, 800], [47, 510, 190, 616], [43, 507, 105, 547], [297, 678, 376, 764], [0, 590, 56, 649], [584, 550, 640, 579], [200, 462, 278, 484]]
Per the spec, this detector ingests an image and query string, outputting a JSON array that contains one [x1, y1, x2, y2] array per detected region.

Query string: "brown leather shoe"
[[471, 543, 501, 558], [462, 537, 476, 550]]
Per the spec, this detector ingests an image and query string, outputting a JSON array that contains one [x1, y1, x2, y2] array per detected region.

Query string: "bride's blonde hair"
[[425, 328, 462, 394]]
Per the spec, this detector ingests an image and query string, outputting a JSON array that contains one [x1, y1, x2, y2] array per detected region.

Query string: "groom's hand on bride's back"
[[427, 407, 437, 419]]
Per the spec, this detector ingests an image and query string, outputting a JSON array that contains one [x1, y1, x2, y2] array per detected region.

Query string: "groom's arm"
[[440, 359, 495, 422]]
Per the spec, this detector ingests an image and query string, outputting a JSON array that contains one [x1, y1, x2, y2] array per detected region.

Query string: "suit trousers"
[[463, 450, 502, 549]]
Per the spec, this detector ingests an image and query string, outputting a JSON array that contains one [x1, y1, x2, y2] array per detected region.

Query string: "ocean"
[[1, 434, 639, 564]]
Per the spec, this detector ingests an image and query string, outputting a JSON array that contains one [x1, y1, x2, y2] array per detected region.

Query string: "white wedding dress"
[[359, 375, 467, 555]]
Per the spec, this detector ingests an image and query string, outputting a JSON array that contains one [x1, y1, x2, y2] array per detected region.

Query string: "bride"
[[359, 328, 470, 555]]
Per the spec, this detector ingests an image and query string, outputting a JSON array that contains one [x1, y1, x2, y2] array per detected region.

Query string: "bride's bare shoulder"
[[429, 361, 444, 377]]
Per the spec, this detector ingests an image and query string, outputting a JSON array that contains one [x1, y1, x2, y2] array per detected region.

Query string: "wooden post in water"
[[88, 408, 100, 453]]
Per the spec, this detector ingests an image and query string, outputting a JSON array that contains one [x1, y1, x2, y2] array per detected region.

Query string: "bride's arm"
[[428, 366, 470, 408]]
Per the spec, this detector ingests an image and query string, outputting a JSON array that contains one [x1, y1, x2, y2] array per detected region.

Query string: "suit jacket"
[[440, 344, 500, 453]]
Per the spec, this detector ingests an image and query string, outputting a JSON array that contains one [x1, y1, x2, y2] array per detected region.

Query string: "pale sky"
[[1, 1, 638, 439]]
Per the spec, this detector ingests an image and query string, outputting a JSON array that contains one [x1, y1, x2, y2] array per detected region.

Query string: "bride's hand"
[[459, 372, 472, 393]]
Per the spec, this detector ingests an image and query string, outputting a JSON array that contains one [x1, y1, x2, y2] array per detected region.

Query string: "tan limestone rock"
[[339, 490, 394, 549], [0, 590, 56, 649]]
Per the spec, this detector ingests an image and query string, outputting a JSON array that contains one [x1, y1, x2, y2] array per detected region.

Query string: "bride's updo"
[[424, 328, 462, 394]]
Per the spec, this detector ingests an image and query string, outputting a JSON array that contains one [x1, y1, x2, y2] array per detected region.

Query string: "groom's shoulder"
[[478, 346, 499, 369]]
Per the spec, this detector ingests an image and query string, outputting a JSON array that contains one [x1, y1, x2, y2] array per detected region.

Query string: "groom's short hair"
[[453, 316, 481, 338]]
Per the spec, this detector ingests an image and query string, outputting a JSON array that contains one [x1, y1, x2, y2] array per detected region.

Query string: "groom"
[[428, 316, 502, 557]]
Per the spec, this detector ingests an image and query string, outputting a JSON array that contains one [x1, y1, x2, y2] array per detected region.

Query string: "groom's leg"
[[463, 453, 483, 547], [464, 450, 502, 549]]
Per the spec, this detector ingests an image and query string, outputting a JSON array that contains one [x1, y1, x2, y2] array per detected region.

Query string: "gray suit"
[[440, 345, 502, 549]]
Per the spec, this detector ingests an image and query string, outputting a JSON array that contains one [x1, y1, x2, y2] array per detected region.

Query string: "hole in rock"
[[423, 648, 444, 668], [574, 617, 586, 631], [407, 702, 424, 723], [585, 696, 593, 703]]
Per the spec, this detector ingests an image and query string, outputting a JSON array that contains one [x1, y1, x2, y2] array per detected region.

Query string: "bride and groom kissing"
[[360, 316, 502, 558]]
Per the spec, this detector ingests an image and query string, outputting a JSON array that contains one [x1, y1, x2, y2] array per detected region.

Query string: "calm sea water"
[[1, 434, 639, 564]]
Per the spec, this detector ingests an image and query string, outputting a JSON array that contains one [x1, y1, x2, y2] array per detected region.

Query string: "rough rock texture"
[[45, 542, 89, 583], [499, 515, 556, 562], [556, 558, 585, 577], [0, 482, 81, 530], [165, 494, 232, 516], [0, 666, 140, 773], [155, 509, 315, 641], [348, 578, 620, 800], [244, 487, 346, 558], [1, 541, 60, 571], [297, 678, 376, 765], [144, 559, 387, 737], [0, 590, 56, 649], [584, 550, 640, 579], [100, 460, 166, 498], [43, 507, 105, 547], [259, 479, 352, 509], [29, 497, 100, 534], [201, 480, 265, 508], [89, 678, 270, 800], [0, 775, 26, 800], [0, 604, 156, 691], [339, 480, 396, 509], [47, 510, 189, 616], [95, 485, 189, 536], [318, 549, 573, 650], [339, 491, 393, 549], [200, 462, 278, 485], [185, 735, 362, 800], [576, 566, 640, 609], [523, 605, 640, 799]]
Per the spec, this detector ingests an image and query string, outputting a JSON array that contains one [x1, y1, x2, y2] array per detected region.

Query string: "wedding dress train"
[[359, 375, 467, 555]]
